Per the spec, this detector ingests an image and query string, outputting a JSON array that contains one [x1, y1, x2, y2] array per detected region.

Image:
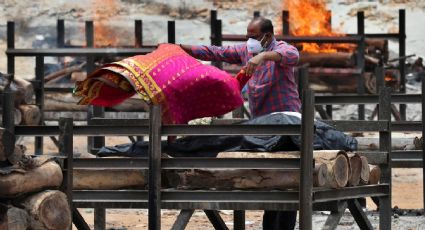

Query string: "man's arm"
[[246, 43, 299, 76], [179, 44, 243, 64]]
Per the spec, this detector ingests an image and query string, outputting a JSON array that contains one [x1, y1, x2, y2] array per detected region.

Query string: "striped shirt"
[[191, 38, 300, 117]]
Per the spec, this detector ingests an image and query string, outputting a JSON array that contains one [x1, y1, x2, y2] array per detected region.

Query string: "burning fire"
[[92, 0, 119, 47], [282, 0, 354, 53]]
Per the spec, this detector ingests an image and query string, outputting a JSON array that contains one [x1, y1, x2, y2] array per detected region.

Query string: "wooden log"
[[7, 145, 26, 165], [45, 62, 86, 84], [73, 169, 147, 190], [0, 161, 63, 198], [12, 76, 34, 104], [22, 190, 71, 230], [218, 150, 349, 188], [365, 38, 389, 61], [17, 105, 41, 125], [299, 51, 355, 68], [347, 153, 362, 186], [166, 166, 328, 190], [359, 156, 370, 185], [314, 163, 328, 188], [314, 151, 350, 188], [368, 165, 381, 185], [357, 137, 419, 150], [6, 207, 29, 230], [71, 71, 87, 82]]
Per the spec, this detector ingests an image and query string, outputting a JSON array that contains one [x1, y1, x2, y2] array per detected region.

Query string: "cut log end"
[[360, 156, 370, 185], [368, 165, 381, 185], [23, 190, 71, 230]]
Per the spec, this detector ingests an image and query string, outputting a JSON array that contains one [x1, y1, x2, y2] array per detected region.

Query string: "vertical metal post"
[[378, 87, 391, 229], [135, 20, 143, 47], [215, 20, 223, 69], [85, 21, 105, 154], [57, 19, 65, 48], [399, 9, 406, 120], [253, 11, 260, 18], [94, 208, 106, 230], [59, 117, 73, 229], [234, 210, 245, 230], [298, 66, 309, 97], [168, 21, 176, 44], [210, 10, 217, 42], [421, 73, 425, 212], [35, 56, 44, 155], [300, 89, 314, 230], [282, 11, 289, 36], [149, 105, 162, 230], [7, 21, 15, 75], [375, 66, 385, 92], [357, 11, 366, 120]]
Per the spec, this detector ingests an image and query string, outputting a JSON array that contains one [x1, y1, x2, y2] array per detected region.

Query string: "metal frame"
[[2, 85, 396, 229], [210, 9, 407, 120]]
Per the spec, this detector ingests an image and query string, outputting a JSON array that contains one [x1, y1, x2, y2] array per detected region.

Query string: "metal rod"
[[57, 19, 65, 48], [378, 87, 392, 229], [234, 210, 245, 230], [253, 11, 260, 18], [222, 34, 363, 43], [399, 9, 406, 120], [282, 11, 289, 35], [168, 21, 175, 44], [94, 208, 106, 230], [7, 21, 15, 75], [135, 20, 143, 47], [59, 118, 73, 229], [422, 72, 425, 212], [35, 56, 44, 155], [357, 11, 366, 120], [148, 105, 162, 230], [6, 48, 154, 56], [300, 89, 314, 230]]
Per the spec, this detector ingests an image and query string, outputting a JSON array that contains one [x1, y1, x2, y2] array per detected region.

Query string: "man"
[[180, 16, 300, 230]]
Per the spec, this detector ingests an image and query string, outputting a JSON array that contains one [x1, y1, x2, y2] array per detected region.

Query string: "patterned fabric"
[[191, 38, 301, 117], [74, 43, 244, 124]]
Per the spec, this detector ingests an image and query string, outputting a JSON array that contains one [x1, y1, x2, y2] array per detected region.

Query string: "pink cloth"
[[75, 43, 244, 124]]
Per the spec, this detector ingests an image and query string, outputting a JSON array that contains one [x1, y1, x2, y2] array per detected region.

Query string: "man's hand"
[[246, 52, 265, 76]]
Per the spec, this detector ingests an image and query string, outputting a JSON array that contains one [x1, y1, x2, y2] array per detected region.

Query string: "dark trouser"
[[262, 211, 297, 230]]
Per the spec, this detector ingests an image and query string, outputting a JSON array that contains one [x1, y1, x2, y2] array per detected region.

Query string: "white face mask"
[[246, 34, 266, 54]]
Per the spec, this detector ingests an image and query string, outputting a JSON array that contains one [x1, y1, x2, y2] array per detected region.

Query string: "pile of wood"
[[0, 134, 71, 229], [0, 73, 41, 126], [166, 150, 381, 190]]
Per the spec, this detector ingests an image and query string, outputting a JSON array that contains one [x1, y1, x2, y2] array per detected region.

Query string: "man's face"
[[246, 21, 269, 47]]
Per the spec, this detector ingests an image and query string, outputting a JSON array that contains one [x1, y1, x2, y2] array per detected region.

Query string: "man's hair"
[[253, 17, 274, 34]]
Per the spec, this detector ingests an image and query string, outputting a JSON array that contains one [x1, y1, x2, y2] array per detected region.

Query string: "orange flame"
[[282, 0, 354, 53], [92, 0, 119, 47]]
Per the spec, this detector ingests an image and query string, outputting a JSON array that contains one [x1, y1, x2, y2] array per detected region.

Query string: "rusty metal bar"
[[149, 105, 162, 230], [7, 21, 15, 75], [399, 9, 406, 120], [168, 20, 175, 44], [422, 73, 425, 211], [35, 56, 44, 155], [57, 19, 65, 48], [300, 89, 314, 229], [59, 118, 73, 229], [135, 20, 143, 47], [6, 47, 154, 56], [379, 87, 392, 229], [282, 10, 289, 35], [357, 11, 366, 120]]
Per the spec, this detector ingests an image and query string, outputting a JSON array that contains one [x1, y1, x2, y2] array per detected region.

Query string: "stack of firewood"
[[0, 73, 41, 126], [166, 150, 381, 190], [0, 130, 71, 229]]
